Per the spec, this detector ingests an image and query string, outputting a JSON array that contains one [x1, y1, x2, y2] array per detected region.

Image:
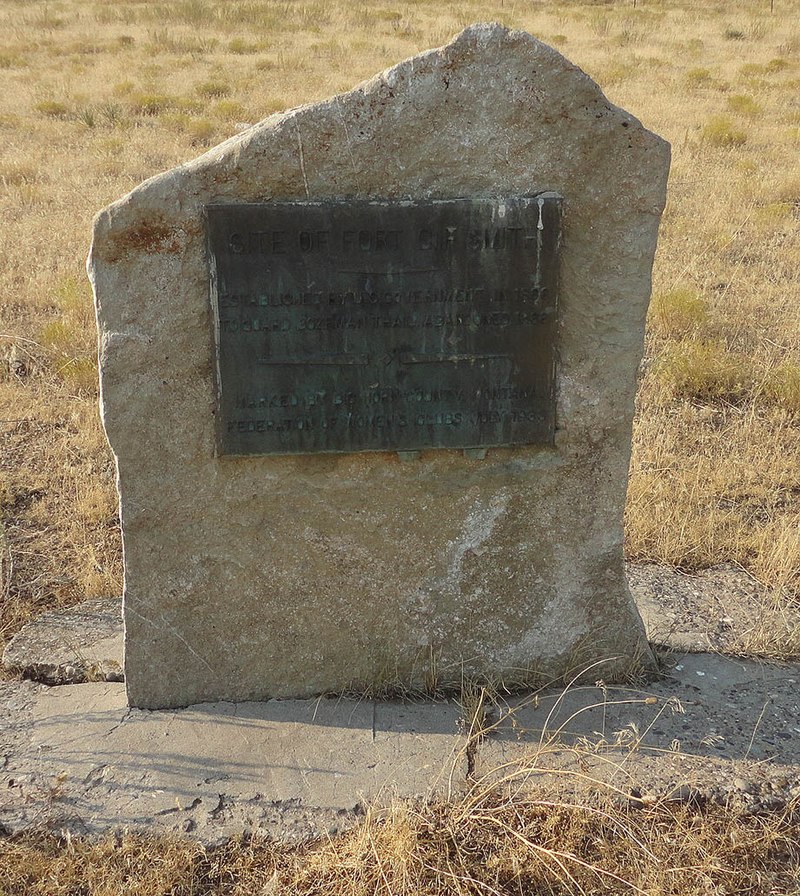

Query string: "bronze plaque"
[[208, 196, 561, 456]]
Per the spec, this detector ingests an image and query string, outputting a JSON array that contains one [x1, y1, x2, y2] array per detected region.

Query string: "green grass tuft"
[[655, 339, 753, 405], [702, 114, 748, 147], [649, 288, 708, 338]]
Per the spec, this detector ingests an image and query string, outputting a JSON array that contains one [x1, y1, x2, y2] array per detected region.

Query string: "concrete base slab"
[[1, 682, 466, 842], [482, 653, 799, 758], [2, 653, 799, 843], [2, 564, 799, 842], [2, 598, 123, 684], [471, 653, 800, 811]]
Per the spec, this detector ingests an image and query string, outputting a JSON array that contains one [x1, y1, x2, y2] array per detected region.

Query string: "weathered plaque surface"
[[208, 196, 561, 455]]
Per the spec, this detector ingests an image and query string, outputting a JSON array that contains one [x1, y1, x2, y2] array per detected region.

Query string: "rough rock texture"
[[88, 24, 670, 709], [7, 564, 789, 689]]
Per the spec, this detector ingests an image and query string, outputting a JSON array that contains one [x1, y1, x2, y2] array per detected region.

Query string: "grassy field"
[[0, 0, 799, 891], [1, 0, 799, 650]]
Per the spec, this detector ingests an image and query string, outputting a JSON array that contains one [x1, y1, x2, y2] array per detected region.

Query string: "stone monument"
[[88, 24, 670, 709]]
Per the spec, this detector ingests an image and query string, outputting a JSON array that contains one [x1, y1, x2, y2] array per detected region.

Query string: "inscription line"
[[256, 353, 511, 366], [336, 268, 440, 275], [258, 356, 369, 366], [401, 353, 510, 364]]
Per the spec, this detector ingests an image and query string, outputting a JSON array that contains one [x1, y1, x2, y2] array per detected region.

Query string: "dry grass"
[[1, 1, 798, 656], [2, 792, 799, 895], [0, 0, 799, 886]]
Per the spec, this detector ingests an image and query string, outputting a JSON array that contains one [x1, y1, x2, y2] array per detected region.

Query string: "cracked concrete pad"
[[480, 653, 800, 761], [88, 23, 669, 708], [2, 599, 123, 684], [631, 563, 800, 654], [472, 654, 800, 803], [3, 652, 799, 842], [2, 566, 798, 842], [1, 683, 466, 842]]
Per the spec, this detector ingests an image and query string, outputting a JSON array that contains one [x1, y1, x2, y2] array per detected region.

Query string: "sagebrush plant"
[[39, 275, 98, 393], [727, 93, 763, 116], [702, 113, 749, 146], [648, 286, 708, 337], [654, 338, 754, 404]]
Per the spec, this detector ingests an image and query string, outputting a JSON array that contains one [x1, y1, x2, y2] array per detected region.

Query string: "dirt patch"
[[630, 561, 800, 658]]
